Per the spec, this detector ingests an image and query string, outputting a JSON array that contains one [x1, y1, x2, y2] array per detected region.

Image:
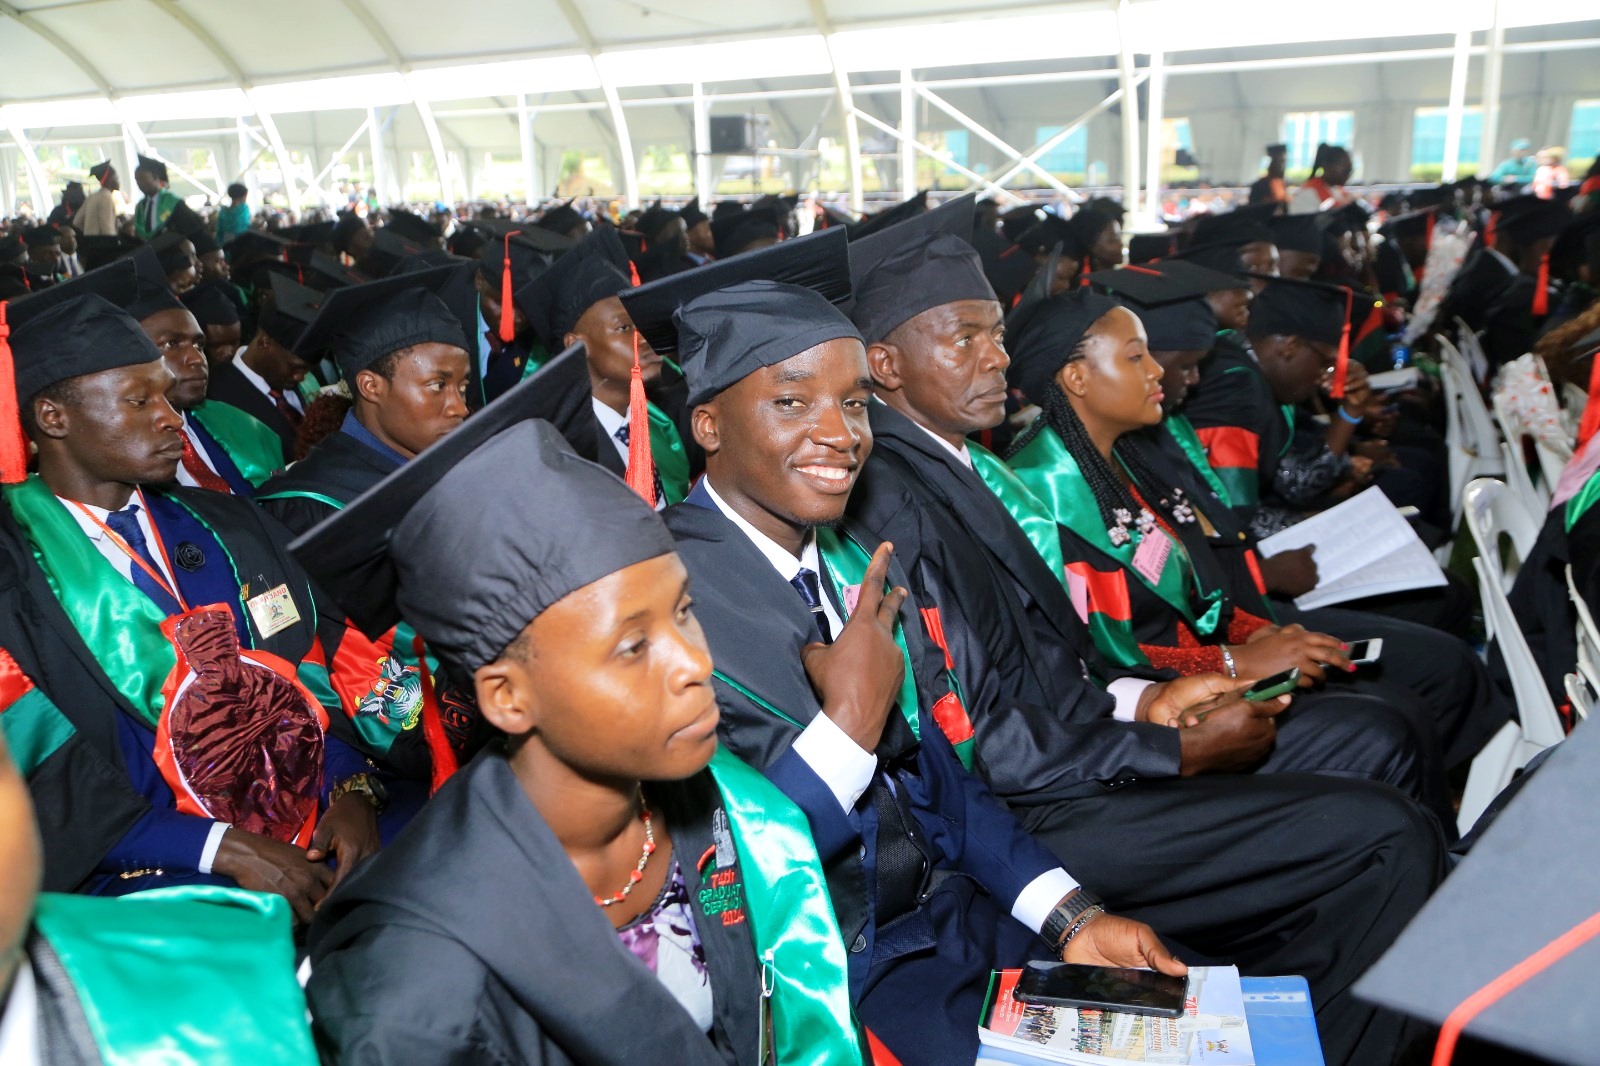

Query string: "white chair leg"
[[1456, 720, 1525, 836]]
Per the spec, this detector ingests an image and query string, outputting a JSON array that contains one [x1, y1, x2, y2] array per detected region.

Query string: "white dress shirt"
[[0, 963, 40, 1066], [700, 477, 1079, 931], [232, 351, 303, 415], [593, 398, 667, 512]]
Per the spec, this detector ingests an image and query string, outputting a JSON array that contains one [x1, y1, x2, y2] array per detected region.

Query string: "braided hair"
[[1007, 352, 1188, 535]]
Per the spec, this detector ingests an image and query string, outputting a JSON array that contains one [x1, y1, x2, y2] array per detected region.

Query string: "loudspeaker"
[[710, 115, 754, 154]]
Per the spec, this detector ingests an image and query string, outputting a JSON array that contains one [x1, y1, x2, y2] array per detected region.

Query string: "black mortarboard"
[[1070, 206, 1118, 247], [135, 155, 168, 183], [305, 250, 367, 290], [1015, 214, 1089, 260], [1265, 143, 1287, 155], [88, 160, 112, 183], [77, 234, 141, 272], [847, 191, 930, 241], [710, 207, 782, 260], [224, 230, 288, 266], [635, 201, 680, 243], [384, 210, 442, 246], [515, 226, 632, 351], [447, 224, 488, 260], [187, 229, 219, 258], [357, 227, 429, 276], [123, 247, 186, 319], [389, 249, 464, 276], [536, 202, 586, 237], [23, 226, 59, 249], [1169, 241, 1252, 275], [289, 370, 676, 673], [847, 193, 995, 344], [1089, 264, 1221, 350], [1356, 720, 1600, 1064], [1083, 197, 1126, 222], [1127, 232, 1179, 264], [1125, 298, 1216, 351], [281, 220, 337, 248], [1492, 195, 1573, 244], [1379, 208, 1438, 242], [181, 279, 240, 327], [619, 228, 857, 407], [475, 222, 574, 285], [255, 272, 324, 350], [149, 229, 197, 276], [1246, 276, 1349, 346], [7, 293, 161, 415], [1005, 289, 1122, 404], [1551, 212, 1600, 278], [1268, 213, 1325, 255], [294, 262, 474, 378], [1191, 207, 1274, 248], [1407, 186, 1456, 212], [712, 200, 745, 220], [331, 212, 367, 254], [999, 205, 1042, 244], [5, 258, 137, 327], [677, 196, 708, 228]]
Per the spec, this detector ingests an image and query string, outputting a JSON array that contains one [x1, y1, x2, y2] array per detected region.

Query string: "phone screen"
[[1243, 667, 1300, 701], [1014, 962, 1187, 1018], [1346, 639, 1382, 664]]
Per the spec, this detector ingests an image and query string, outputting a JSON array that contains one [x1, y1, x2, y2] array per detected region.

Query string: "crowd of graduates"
[[0, 137, 1597, 1066]]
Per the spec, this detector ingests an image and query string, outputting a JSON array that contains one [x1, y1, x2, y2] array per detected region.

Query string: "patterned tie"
[[613, 423, 664, 508], [103, 505, 184, 617], [268, 388, 303, 428], [789, 567, 833, 644], [179, 427, 233, 494]]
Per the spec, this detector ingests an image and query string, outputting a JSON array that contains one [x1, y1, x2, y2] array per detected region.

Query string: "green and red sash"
[[705, 748, 866, 1066], [0, 648, 74, 778], [1166, 414, 1233, 508], [190, 399, 286, 486], [1004, 424, 1223, 668], [1192, 423, 1262, 510], [1566, 469, 1600, 532], [647, 401, 692, 506]]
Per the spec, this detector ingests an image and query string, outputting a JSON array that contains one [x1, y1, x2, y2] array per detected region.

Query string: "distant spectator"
[[1489, 138, 1540, 185], [216, 182, 252, 243], [1533, 147, 1572, 200]]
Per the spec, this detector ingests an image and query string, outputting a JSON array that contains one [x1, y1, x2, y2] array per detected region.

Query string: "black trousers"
[[1020, 773, 1448, 1066]]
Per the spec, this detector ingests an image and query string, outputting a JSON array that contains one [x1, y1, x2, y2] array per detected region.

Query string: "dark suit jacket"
[[665, 485, 1059, 997], [206, 358, 296, 458], [307, 752, 758, 1066], [848, 404, 1181, 806]]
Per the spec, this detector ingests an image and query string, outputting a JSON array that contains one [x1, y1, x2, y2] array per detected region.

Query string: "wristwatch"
[[330, 772, 388, 812], [1042, 888, 1104, 948]]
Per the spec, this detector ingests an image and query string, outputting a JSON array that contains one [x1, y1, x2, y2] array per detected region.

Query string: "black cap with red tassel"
[[499, 230, 521, 344], [0, 301, 24, 485]]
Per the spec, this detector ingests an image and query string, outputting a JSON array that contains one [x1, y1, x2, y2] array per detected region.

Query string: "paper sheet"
[[1256, 487, 1445, 610]]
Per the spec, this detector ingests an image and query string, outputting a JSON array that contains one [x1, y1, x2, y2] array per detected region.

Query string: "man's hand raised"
[[802, 541, 908, 752]]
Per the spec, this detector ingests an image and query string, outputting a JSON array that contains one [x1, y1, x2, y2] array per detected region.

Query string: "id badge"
[[1131, 532, 1172, 586], [245, 583, 302, 638]]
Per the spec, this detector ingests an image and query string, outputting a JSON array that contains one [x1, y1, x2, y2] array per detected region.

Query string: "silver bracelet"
[[1060, 904, 1106, 948], [1220, 645, 1237, 678]]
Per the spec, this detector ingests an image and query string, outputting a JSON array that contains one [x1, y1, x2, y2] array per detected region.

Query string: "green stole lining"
[[190, 399, 284, 486], [33, 888, 317, 1063], [706, 749, 865, 1066], [2, 477, 247, 726], [1006, 423, 1223, 667], [646, 401, 691, 506], [969, 440, 1068, 585], [1567, 470, 1600, 532], [1165, 414, 1233, 507]]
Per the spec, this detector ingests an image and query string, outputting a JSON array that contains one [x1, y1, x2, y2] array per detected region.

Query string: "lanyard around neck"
[[71, 490, 189, 611]]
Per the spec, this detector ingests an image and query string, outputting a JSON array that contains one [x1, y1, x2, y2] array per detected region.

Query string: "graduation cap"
[[1089, 263, 1227, 351], [383, 210, 442, 246], [389, 249, 465, 276], [88, 160, 113, 183], [1356, 720, 1600, 1065], [712, 200, 746, 220], [446, 224, 488, 260], [536, 201, 586, 237], [1268, 214, 1325, 256], [619, 227, 858, 408], [847, 191, 930, 241], [847, 193, 995, 345], [5, 257, 137, 323], [305, 250, 367, 290], [181, 278, 240, 327], [294, 262, 475, 379], [0, 293, 164, 481], [635, 201, 680, 243], [1190, 206, 1275, 248], [76, 234, 141, 272], [1492, 195, 1573, 317], [280, 220, 337, 248], [1082, 197, 1126, 223], [1070, 206, 1119, 247], [22, 225, 59, 249], [121, 247, 187, 319], [514, 226, 633, 352], [710, 206, 782, 260], [815, 203, 856, 231], [1247, 276, 1354, 394], [1015, 214, 1089, 261], [1265, 143, 1287, 155], [331, 212, 368, 254], [134, 154, 168, 183], [476, 222, 576, 344], [999, 205, 1042, 244], [224, 230, 288, 267], [187, 229, 219, 258], [677, 196, 708, 229], [255, 272, 324, 351], [1550, 211, 1600, 279], [149, 229, 197, 276], [288, 355, 677, 673], [1005, 288, 1122, 405], [1379, 208, 1439, 244], [1127, 232, 1179, 264]]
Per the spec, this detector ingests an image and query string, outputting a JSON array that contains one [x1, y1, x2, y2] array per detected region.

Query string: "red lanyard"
[[71, 490, 189, 611]]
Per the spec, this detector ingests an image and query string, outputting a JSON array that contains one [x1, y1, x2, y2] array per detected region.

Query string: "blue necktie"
[[790, 567, 833, 644], [613, 423, 665, 508], [104, 505, 184, 617]]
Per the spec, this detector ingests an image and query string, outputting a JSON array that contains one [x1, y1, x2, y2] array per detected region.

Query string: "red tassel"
[[1532, 252, 1550, 317], [0, 303, 24, 484], [499, 231, 521, 344], [1424, 211, 1435, 249], [1485, 211, 1497, 248], [624, 329, 656, 508], [1078, 255, 1091, 288], [1329, 287, 1352, 400], [411, 633, 459, 795], [628, 260, 640, 288], [1578, 348, 1600, 451]]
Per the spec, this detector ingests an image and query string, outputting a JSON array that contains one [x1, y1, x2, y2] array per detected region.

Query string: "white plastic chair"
[[1499, 440, 1550, 518], [1566, 564, 1600, 704], [1453, 317, 1492, 386], [1562, 381, 1589, 438], [1565, 673, 1595, 722], [1438, 339, 1507, 529], [1457, 479, 1567, 835]]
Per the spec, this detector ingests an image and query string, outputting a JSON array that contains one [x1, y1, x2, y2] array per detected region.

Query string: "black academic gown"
[[205, 359, 296, 460], [0, 487, 342, 892], [1444, 246, 1519, 334], [306, 750, 760, 1066], [1507, 507, 1581, 706]]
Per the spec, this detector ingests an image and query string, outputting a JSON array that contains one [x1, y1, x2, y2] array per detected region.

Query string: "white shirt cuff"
[[1012, 868, 1083, 935], [1108, 678, 1156, 723], [791, 711, 878, 813], [198, 821, 231, 875]]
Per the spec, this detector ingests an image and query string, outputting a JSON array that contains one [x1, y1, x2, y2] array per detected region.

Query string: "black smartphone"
[[1243, 666, 1300, 701], [1013, 961, 1187, 1018]]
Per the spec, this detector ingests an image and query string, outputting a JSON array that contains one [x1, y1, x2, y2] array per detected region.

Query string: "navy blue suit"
[[666, 484, 1058, 1062]]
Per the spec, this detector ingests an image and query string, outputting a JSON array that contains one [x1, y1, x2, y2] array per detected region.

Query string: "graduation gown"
[[0, 484, 362, 892], [205, 358, 297, 460], [1443, 246, 1519, 334], [306, 750, 761, 1066], [665, 487, 1058, 1063]]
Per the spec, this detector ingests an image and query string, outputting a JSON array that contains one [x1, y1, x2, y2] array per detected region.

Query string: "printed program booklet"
[[978, 965, 1255, 1065]]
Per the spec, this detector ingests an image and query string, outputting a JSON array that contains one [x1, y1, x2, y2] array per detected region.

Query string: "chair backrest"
[[1473, 553, 1564, 747], [1564, 672, 1594, 721], [1463, 477, 1541, 590], [1440, 343, 1508, 524], [1500, 440, 1551, 516], [1562, 381, 1589, 437], [1565, 563, 1600, 684], [1453, 318, 1491, 385]]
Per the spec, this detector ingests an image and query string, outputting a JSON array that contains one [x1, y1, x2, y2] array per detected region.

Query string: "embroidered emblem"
[[175, 541, 205, 572], [355, 655, 423, 731], [712, 808, 735, 869]]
